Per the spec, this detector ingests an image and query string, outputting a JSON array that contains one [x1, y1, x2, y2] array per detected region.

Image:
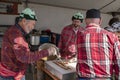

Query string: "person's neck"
[[18, 22, 24, 30], [17, 22, 27, 35], [88, 23, 100, 27]]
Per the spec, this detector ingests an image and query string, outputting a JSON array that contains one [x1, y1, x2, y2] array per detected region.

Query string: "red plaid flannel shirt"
[[77, 25, 120, 79], [1, 25, 48, 72], [58, 24, 84, 59]]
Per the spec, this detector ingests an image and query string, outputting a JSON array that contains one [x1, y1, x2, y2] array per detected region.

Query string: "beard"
[[25, 26, 33, 33], [73, 24, 79, 28]]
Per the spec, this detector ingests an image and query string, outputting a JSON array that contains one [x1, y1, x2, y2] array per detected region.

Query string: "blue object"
[[40, 35, 49, 44], [56, 34, 60, 46]]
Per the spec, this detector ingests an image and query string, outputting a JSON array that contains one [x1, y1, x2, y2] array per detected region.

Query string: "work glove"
[[47, 46, 57, 56]]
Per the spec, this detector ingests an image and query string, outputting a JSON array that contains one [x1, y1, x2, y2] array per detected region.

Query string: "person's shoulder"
[[8, 25, 18, 31], [5, 25, 20, 35], [103, 29, 119, 43], [101, 28, 117, 37], [62, 24, 72, 30], [101, 28, 112, 33], [64, 24, 72, 28]]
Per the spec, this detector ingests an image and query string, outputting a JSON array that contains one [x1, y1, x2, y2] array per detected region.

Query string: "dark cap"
[[86, 9, 101, 18]]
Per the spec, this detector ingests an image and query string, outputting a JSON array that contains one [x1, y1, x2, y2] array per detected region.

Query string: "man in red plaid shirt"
[[58, 12, 84, 60], [0, 8, 56, 80], [77, 9, 120, 80]]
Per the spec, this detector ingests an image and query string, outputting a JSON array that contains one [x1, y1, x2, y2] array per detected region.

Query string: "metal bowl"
[[39, 43, 60, 60]]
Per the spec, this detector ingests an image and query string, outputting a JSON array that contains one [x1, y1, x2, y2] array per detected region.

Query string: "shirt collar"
[[86, 23, 100, 28], [15, 24, 27, 36]]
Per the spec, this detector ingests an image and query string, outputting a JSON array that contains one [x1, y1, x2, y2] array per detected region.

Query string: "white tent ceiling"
[[25, 0, 120, 13]]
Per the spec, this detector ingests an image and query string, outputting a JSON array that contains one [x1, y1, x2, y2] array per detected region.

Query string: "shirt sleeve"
[[58, 28, 67, 58], [9, 33, 49, 63], [58, 28, 65, 52], [113, 37, 120, 80]]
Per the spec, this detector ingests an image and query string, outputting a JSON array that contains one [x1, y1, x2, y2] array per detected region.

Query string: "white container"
[[45, 60, 76, 80]]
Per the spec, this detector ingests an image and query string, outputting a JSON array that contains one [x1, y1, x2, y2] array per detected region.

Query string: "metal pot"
[[30, 34, 40, 46]]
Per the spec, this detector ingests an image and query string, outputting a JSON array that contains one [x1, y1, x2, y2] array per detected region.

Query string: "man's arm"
[[12, 36, 49, 63], [113, 39, 120, 80]]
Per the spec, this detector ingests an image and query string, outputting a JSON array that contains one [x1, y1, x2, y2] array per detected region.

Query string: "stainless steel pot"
[[30, 34, 40, 45]]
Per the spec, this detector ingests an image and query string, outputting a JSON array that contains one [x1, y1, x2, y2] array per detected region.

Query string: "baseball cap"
[[19, 8, 37, 21], [86, 9, 101, 18], [72, 12, 84, 20]]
